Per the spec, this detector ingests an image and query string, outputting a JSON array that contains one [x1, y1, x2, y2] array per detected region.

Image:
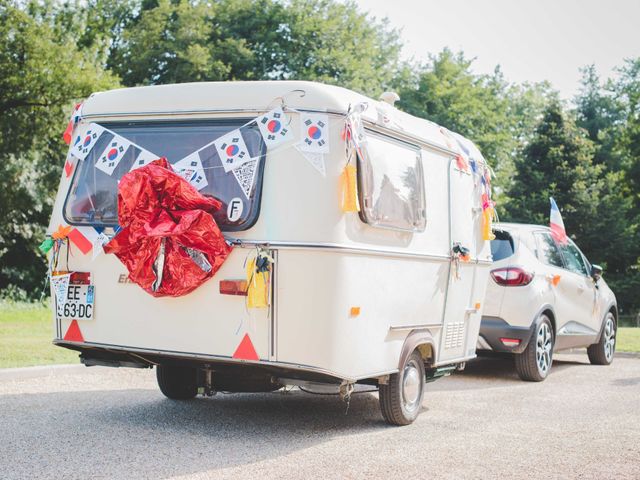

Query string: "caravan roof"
[[81, 80, 478, 157]]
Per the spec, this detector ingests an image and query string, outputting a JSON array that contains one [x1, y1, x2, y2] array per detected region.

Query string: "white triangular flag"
[[174, 152, 208, 190], [50, 273, 71, 307], [231, 160, 258, 199], [299, 113, 330, 154], [257, 107, 293, 148], [295, 145, 326, 176], [71, 123, 106, 161], [92, 232, 110, 261], [95, 135, 133, 175], [214, 130, 251, 172]]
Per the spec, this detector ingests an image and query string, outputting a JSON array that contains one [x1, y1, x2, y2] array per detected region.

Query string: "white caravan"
[[47, 81, 493, 425]]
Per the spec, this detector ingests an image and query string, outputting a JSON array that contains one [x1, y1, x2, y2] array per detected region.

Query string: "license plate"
[[56, 284, 95, 320]]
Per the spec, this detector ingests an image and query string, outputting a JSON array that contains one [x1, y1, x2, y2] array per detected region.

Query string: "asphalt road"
[[1, 353, 639, 480]]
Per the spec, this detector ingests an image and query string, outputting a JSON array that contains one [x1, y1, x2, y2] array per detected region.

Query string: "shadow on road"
[[0, 386, 390, 479]]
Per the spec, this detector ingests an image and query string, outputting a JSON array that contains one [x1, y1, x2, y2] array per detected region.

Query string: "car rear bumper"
[[477, 316, 534, 354]]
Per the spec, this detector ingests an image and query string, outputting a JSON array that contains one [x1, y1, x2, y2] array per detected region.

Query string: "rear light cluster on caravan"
[[490, 267, 533, 286]]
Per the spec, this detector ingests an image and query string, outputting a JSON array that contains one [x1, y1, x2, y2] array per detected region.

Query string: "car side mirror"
[[591, 264, 603, 281]]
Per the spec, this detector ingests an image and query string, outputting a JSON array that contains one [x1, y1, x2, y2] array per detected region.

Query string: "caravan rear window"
[[357, 131, 426, 232], [63, 120, 266, 231]]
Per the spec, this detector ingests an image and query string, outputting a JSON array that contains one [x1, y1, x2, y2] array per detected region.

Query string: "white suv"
[[479, 223, 618, 381]]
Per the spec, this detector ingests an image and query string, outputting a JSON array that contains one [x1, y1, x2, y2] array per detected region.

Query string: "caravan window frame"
[[62, 118, 267, 232], [357, 130, 427, 233]]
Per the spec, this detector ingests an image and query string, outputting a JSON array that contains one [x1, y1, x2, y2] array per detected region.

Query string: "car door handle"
[[577, 284, 585, 293]]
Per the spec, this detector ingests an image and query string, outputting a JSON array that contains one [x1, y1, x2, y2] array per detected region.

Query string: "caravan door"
[[438, 158, 481, 363]]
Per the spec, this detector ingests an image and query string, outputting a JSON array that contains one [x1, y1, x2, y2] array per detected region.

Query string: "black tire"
[[156, 365, 198, 400], [587, 312, 616, 365], [515, 315, 554, 382], [379, 350, 425, 426]]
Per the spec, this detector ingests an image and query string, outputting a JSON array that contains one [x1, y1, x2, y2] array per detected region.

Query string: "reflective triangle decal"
[[232, 333, 259, 361], [63, 319, 84, 342]]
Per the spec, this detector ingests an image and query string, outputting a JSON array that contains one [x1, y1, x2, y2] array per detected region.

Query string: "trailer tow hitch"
[[339, 382, 355, 414], [197, 369, 217, 397]]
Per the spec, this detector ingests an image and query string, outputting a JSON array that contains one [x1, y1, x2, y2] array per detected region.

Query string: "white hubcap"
[[535, 322, 552, 375], [402, 360, 421, 411]]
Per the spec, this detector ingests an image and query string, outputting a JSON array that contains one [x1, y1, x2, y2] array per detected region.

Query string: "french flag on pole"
[[549, 197, 568, 245]]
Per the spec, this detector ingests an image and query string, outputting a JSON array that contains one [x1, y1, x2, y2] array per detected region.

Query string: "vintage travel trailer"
[[46, 80, 494, 425]]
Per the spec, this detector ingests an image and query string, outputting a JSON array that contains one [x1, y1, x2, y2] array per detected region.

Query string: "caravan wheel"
[[379, 350, 425, 426], [156, 365, 198, 400]]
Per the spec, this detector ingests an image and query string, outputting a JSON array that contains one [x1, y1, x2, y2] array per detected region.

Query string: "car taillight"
[[490, 267, 533, 286]]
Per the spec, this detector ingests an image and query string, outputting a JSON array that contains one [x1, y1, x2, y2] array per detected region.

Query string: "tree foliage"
[[0, 0, 638, 314], [0, 1, 118, 296]]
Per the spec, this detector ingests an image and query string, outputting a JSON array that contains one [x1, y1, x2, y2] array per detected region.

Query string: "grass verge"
[[617, 327, 640, 353], [0, 303, 77, 368], [1, 304, 638, 369]]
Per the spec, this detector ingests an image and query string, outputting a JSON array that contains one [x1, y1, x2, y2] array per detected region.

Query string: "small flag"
[[130, 148, 160, 171], [71, 123, 106, 161], [549, 197, 568, 245], [63, 103, 83, 145], [257, 107, 293, 148], [50, 273, 71, 307], [64, 154, 76, 178], [214, 130, 251, 173], [173, 152, 208, 190], [295, 145, 325, 176], [68, 227, 94, 255], [231, 160, 258, 199], [95, 135, 132, 176], [300, 113, 330, 153]]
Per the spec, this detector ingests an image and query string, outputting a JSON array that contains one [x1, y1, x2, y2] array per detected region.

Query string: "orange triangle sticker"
[[232, 333, 259, 361], [63, 319, 84, 342]]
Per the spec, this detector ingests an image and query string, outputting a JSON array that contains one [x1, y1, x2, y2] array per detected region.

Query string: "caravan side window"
[[357, 132, 426, 232]]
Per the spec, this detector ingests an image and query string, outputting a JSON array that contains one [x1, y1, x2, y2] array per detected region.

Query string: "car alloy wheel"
[[536, 322, 552, 376], [603, 316, 616, 363]]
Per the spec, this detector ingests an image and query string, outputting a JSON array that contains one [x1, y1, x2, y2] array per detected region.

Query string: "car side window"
[[534, 232, 564, 268], [558, 240, 590, 277]]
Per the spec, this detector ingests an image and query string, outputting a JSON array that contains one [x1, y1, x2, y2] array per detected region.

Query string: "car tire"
[[587, 312, 616, 365], [156, 365, 198, 400], [379, 350, 425, 426], [514, 315, 554, 382]]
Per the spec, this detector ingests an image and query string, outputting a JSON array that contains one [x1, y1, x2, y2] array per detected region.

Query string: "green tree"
[[396, 49, 555, 199], [104, 0, 402, 97], [0, 2, 118, 298], [505, 102, 637, 312]]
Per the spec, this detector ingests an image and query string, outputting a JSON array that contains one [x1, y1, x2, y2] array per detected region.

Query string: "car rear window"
[[63, 119, 266, 231], [490, 230, 515, 261]]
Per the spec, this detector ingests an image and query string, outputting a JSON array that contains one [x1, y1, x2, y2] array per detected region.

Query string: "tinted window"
[[559, 240, 590, 276], [490, 230, 514, 261], [358, 132, 426, 232], [63, 120, 266, 231], [534, 232, 564, 268]]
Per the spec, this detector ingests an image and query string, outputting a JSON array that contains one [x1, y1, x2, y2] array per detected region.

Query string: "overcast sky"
[[353, 0, 640, 98]]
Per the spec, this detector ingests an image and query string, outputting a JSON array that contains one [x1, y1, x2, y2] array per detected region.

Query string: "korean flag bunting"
[[130, 148, 160, 171], [174, 152, 208, 190], [300, 113, 330, 154], [231, 160, 258, 200], [95, 135, 132, 176], [214, 130, 251, 173], [257, 107, 292, 148], [71, 123, 106, 161]]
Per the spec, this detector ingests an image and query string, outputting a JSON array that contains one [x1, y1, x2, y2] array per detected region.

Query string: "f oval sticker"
[[227, 197, 243, 222]]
